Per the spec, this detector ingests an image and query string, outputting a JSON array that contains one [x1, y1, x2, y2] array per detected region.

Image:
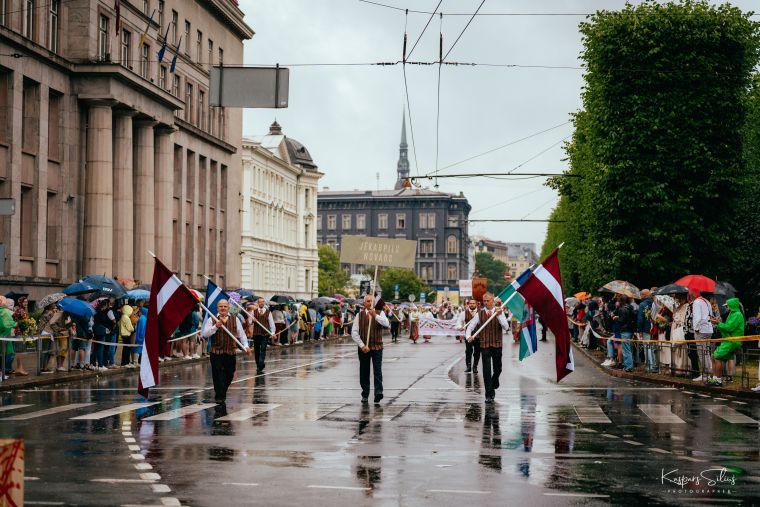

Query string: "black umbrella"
[[80, 274, 127, 299], [654, 284, 689, 296], [4, 291, 29, 302], [715, 281, 737, 298], [270, 294, 295, 304], [63, 281, 99, 296]]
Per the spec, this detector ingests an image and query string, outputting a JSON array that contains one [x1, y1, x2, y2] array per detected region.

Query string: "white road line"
[[704, 405, 758, 424], [130, 454, 145, 460], [92, 478, 155, 483], [544, 492, 610, 498], [143, 403, 217, 421], [160, 498, 181, 506], [230, 356, 345, 385], [623, 440, 644, 446], [0, 404, 32, 412], [25, 502, 65, 505], [134, 463, 152, 470], [733, 401, 747, 405], [649, 447, 671, 454], [128, 445, 141, 451], [124, 437, 136, 443], [307, 485, 371, 491], [140, 473, 161, 481], [600, 434, 620, 439], [216, 403, 281, 422], [222, 483, 260, 487], [71, 402, 160, 420], [427, 489, 490, 494], [152, 484, 171, 493], [1, 403, 95, 421], [573, 405, 612, 424], [637, 404, 686, 424], [25, 477, 40, 481], [680, 456, 707, 463]]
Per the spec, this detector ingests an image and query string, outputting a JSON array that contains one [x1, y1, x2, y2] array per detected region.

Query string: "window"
[[20, 186, 34, 257], [396, 213, 405, 229], [420, 212, 435, 229], [185, 82, 193, 123], [327, 215, 336, 230], [378, 214, 388, 229], [357, 214, 366, 230], [304, 223, 310, 246], [98, 15, 109, 59], [419, 239, 433, 254], [48, 91, 61, 160], [447, 235, 458, 254], [140, 43, 149, 78], [218, 47, 223, 64], [196, 30, 202, 63], [158, 0, 164, 29], [171, 10, 177, 44], [419, 213, 426, 229], [48, 0, 59, 53], [208, 105, 215, 136], [421, 264, 434, 281], [208, 39, 213, 69], [447, 263, 457, 281], [219, 106, 225, 139], [342, 214, 351, 230], [316, 215, 322, 230], [46, 192, 59, 259], [23, 0, 34, 39], [1, 0, 6, 27], [184, 21, 190, 55], [120, 30, 131, 67], [172, 74, 179, 97], [198, 90, 205, 129], [159, 66, 167, 89], [448, 215, 458, 227], [143, 0, 149, 15]]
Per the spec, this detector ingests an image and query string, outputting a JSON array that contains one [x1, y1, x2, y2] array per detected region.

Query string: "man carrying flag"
[[201, 299, 251, 404], [498, 268, 539, 361], [139, 257, 199, 398], [517, 248, 574, 382], [465, 293, 510, 403]]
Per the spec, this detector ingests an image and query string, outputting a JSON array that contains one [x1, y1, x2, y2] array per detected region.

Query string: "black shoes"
[[361, 397, 369, 404], [374, 394, 384, 404], [464, 367, 472, 373], [485, 397, 494, 404], [473, 367, 478, 374]]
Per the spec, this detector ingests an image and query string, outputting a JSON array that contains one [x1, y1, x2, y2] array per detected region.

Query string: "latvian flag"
[[498, 268, 537, 361], [139, 257, 199, 397], [517, 249, 574, 382]]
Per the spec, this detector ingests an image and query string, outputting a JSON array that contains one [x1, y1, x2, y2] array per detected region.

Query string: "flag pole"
[[202, 274, 273, 337], [468, 290, 521, 341]]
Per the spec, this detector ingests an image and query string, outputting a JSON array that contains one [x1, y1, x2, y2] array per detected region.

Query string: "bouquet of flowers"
[[17, 316, 37, 337], [748, 316, 760, 336]]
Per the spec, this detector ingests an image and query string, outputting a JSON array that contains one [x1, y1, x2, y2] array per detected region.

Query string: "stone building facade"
[[505, 242, 539, 279], [240, 121, 321, 299], [472, 236, 508, 263], [0, 0, 252, 298], [317, 116, 471, 292]]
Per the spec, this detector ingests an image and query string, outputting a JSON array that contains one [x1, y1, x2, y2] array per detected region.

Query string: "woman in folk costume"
[[421, 306, 434, 343], [409, 306, 420, 343], [670, 294, 690, 376]]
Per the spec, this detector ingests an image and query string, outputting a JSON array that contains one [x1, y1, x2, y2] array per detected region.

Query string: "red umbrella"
[[674, 274, 716, 293]]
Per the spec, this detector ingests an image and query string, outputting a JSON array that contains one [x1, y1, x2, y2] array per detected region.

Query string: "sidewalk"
[[574, 342, 760, 401], [0, 335, 352, 392]]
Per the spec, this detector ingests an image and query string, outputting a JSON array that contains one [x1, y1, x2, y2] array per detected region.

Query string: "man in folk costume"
[[458, 298, 481, 373], [351, 294, 390, 404], [200, 299, 250, 404], [246, 297, 275, 373], [466, 293, 510, 403]]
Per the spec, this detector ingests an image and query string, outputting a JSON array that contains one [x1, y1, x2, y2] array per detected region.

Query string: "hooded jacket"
[[716, 298, 745, 340], [135, 308, 148, 347], [119, 305, 135, 337]]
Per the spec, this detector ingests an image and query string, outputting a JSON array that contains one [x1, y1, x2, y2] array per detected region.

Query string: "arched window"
[[447, 235, 458, 254]]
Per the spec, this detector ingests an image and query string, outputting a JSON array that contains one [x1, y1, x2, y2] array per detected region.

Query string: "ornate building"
[[317, 115, 471, 294], [0, 0, 252, 299], [240, 121, 321, 299]]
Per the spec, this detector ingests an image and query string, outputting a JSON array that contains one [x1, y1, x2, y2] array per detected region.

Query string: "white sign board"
[[459, 279, 473, 297], [210, 66, 289, 108]]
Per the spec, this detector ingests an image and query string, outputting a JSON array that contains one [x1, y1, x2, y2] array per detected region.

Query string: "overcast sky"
[[238, 0, 757, 252]]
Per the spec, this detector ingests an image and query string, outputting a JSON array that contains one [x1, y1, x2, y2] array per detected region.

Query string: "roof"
[[243, 121, 318, 171], [318, 187, 467, 199]]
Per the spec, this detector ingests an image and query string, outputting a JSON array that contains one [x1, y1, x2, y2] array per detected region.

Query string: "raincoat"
[[119, 305, 135, 337], [135, 308, 148, 351], [713, 298, 745, 359]]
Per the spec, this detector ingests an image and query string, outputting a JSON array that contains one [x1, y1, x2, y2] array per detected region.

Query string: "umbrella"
[[235, 289, 255, 299], [62, 281, 99, 296], [674, 274, 716, 294], [38, 292, 66, 309], [333, 294, 346, 303], [135, 283, 151, 291], [58, 298, 96, 318], [654, 284, 689, 296], [189, 289, 203, 301], [715, 281, 737, 298], [126, 289, 150, 301], [4, 291, 28, 302], [600, 280, 641, 299], [565, 297, 580, 309], [270, 294, 296, 304], [115, 276, 138, 290], [89, 297, 109, 308], [574, 291, 592, 301], [655, 295, 676, 312], [80, 274, 127, 298]]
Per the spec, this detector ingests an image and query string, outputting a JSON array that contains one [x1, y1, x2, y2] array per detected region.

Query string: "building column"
[[154, 125, 175, 267], [83, 101, 114, 275], [112, 110, 136, 278], [133, 119, 157, 282]]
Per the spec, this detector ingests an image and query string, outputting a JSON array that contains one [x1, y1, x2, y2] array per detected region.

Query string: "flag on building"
[[114, 0, 121, 35], [498, 268, 537, 361], [157, 25, 171, 63], [517, 249, 574, 382], [204, 279, 229, 326], [169, 36, 182, 72], [138, 9, 155, 48], [139, 257, 198, 397]]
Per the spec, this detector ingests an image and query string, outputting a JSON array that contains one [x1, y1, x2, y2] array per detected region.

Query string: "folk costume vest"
[[210, 315, 239, 355], [476, 308, 503, 349], [358, 310, 384, 351], [251, 309, 271, 337]]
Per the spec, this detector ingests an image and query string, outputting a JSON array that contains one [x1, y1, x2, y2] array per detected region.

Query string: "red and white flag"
[[517, 249, 574, 382], [139, 257, 198, 397]]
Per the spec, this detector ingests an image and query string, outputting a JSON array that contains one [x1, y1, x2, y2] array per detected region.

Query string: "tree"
[[474, 252, 508, 295], [542, 1, 760, 294], [318, 244, 349, 296], [378, 268, 428, 302]]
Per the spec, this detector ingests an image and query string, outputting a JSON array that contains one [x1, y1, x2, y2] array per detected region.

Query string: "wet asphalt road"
[[3, 335, 760, 506]]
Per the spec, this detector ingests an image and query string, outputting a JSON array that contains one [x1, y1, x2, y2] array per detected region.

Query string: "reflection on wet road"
[[3, 338, 760, 506]]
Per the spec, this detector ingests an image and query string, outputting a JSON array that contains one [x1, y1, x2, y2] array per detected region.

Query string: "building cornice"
[[175, 117, 237, 153], [243, 143, 325, 180], [203, 0, 255, 41]]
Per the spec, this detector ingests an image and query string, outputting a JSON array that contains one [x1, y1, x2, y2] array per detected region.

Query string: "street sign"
[[408, 294, 416, 302], [209, 66, 289, 108], [504, 272, 512, 281], [0, 199, 15, 216], [394, 284, 399, 291], [420, 292, 426, 303]]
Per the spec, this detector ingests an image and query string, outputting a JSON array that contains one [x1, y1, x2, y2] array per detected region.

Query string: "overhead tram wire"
[[402, 9, 420, 176], [434, 12, 443, 187], [442, 0, 487, 62], [506, 135, 571, 175], [406, 0, 442, 60]]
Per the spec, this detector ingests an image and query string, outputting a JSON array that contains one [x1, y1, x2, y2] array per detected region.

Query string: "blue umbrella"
[[80, 274, 127, 299], [58, 298, 96, 318], [126, 289, 150, 301], [63, 281, 98, 296]]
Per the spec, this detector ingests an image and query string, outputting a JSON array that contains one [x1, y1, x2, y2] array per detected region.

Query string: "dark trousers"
[[253, 335, 267, 371], [465, 339, 481, 369], [120, 334, 133, 365], [209, 353, 236, 402], [685, 332, 700, 375], [358, 348, 383, 399], [390, 321, 400, 341], [481, 347, 503, 399]]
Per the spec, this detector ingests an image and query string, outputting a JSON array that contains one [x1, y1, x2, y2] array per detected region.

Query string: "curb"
[[573, 343, 760, 401], [0, 335, 352, 392]]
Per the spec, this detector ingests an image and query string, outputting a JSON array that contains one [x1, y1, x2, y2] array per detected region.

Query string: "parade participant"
[[422, 306, 434, 343], [409, 306, 420, 343], [244, 297, 274, 373], [458, 299, 481, 373], [466, 293, 510, 403], [387, 304, 402, 343], [351, 294, 390, 404], [201, 299, 250, 404]]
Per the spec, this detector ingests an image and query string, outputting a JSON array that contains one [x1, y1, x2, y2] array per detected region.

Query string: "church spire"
[[395, 110, 410, 190]]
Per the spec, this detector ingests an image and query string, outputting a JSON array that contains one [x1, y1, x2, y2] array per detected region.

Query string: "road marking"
[[161, 499, 181, 506], [649, 447, 671, 454], [732, 401, 747, 405], [573, 405, 611, 424], [637, 404, 686, 424], [1, 403, 95, 421], [230, 356, 345, 385], [0, 404, 32, 412], [25, 477, 40, 481], [92, 478, 154, 484], [71, 402, 160, 420], [140, 473, 161, 481], [427, 489, 490, 494], [143, 403, 217, 421], [216, 403, 281, 422], [374, 403, 412, 422], [130, 453, 145, 460], [307, 485, 371, 491], [134, 463, 152, 470], [544, 492, 610, 498], [25, 502, 65, 506], [222, 483, 260, 487], [152, 484, 171, 493], [623, 440, 644, 446], [128, 445, 141, 451], [600, 434, 619, 439], [680, 456, 707, 463], [704, 405, 758, 424], [124, 437, 136, 443]]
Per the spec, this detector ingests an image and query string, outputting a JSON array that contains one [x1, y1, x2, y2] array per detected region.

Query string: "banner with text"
[[459, 280, 472, 297], [418, 316, 464, 337], [339, 235, 417, 269]]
